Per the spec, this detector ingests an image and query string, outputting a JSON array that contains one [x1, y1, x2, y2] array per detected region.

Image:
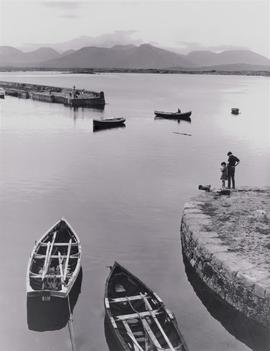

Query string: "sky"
[[0, 0, 269, 56]]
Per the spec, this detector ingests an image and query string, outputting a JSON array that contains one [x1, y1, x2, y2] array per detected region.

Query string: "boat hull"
[[93, 118, 126, 129], [26, 218, 81, 301], [104, 262, 188, 351], [154, 111, 192, 119]]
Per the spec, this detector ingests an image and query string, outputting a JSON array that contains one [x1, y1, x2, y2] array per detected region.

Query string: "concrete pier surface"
[[181, 187, 270, 329], [0, 80, 105, 108]]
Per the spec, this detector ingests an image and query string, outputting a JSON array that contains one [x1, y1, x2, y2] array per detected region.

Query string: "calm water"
[[0, 72, 269, 351]]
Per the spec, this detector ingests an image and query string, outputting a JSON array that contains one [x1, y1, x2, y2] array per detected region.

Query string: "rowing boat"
[[231, 108, 240, 115], [0, 87, 5, 99], [26, 219, 81, 300], [93, 117, 126, 129], [104, 262, 189, 351], [154, 111, 192, 120]]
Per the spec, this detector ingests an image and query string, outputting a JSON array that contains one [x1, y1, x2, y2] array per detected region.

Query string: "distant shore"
[[0, 67, 269, 77]]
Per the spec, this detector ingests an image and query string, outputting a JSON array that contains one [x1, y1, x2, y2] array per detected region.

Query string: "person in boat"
[[178, 108, 181, 113], [227, 152, 240, 189]]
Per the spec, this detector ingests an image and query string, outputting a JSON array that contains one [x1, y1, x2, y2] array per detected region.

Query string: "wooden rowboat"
[[26, 219, 81, 300], [93, 117, 126, 129], [104, 262, 189, 351], [231, 108, 240, 115], [154, 111, 192, 120], [0, 87, 5, 99]]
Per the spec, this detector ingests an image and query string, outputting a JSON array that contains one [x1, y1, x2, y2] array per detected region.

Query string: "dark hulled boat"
[[231, 108, 240, 115], [26, 219, 81, 301], [104, 262, 189, 351], [93, 117, 126, 129], [154, 111, 192, 120], [0, 87, 5, 99]]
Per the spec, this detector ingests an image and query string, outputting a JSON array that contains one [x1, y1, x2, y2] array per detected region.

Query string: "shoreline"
[[0, 67, 269, 77]]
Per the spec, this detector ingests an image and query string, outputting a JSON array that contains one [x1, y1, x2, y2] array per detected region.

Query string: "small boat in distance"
[[26, 219, 81, 301], [104, 262, 189, 351], [154, 110, 192, 120], [231, 108, 240, 115], [93, 117, 126, 129], [0, 87, 5, 99]]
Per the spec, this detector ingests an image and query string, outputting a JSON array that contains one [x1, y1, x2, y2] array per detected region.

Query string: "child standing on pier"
[[220, 162, 228, 188]]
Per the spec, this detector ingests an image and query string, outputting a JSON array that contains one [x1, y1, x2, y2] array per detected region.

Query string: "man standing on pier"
[[227, 152, 240, 189]]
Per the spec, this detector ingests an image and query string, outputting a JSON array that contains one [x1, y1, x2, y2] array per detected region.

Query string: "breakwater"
[[181, 188, 270, 330], [0, 81, 105, 108]]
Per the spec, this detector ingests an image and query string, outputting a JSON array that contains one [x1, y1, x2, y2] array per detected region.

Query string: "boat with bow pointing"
[[104, 262, 189, 351], [26, 219, 81, 301]]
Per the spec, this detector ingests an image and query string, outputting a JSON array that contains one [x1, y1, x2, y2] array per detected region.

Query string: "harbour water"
[[0, 72, 269, 351]]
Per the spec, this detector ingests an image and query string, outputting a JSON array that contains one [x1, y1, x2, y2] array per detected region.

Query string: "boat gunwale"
[[93, 117, 126, 124]]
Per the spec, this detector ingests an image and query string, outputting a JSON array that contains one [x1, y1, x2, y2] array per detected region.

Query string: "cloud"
[[173, 41, 250, 54]]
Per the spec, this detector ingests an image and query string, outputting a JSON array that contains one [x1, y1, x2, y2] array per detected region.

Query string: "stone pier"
[[181, 187, 270, 329]]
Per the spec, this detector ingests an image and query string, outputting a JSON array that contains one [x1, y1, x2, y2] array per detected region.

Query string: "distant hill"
[[40, 44, 194, 69], [0, 44, 269, 70], [0, 46, 60, 66], [187, 50, 270, 66]]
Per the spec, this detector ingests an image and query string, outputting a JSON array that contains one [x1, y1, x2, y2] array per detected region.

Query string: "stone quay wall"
[[181, 189, 270, 329]]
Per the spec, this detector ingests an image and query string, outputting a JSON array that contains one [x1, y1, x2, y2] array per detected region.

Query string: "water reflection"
[[154, 116, 191, 124], [93, 124, 126, 133], [182, 252, 269, 351], [27, 268, 83, 331]]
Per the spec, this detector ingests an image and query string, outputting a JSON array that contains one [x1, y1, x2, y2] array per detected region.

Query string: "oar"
[[141, 293, 175, 351]]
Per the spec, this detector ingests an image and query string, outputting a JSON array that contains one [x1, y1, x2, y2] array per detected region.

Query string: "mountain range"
[[0, 44, 269, 70]]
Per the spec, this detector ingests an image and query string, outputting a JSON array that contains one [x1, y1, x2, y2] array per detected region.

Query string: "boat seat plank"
[[110, 294, 148, 303], [40, 242, 77, 246], [34, 254, 79, 259], [30, 273, 71, 279], [115, 310, 159, 321]]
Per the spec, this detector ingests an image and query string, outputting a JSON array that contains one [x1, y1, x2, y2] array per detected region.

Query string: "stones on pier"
[[181, 188, 270, 329]]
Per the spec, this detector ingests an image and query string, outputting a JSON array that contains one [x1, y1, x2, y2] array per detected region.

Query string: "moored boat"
[[104, 262, 189, 351], [93, 117, 126, 129], [0, 87, 5, 99], [231, 108, 240, 115], [154, 111, 192, 120], [26, 219, 81, 301]]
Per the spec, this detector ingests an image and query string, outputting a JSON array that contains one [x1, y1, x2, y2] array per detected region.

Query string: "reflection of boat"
[[182, 250, 269, 351], [154, 111, 192, 119], [104, 262, 188, 351], [93, 117, 126, 129], [26, 219, 81, 300], [93, 124, 126, 133], [231, 108, 240, 115], [0, 87, 5, 99]]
